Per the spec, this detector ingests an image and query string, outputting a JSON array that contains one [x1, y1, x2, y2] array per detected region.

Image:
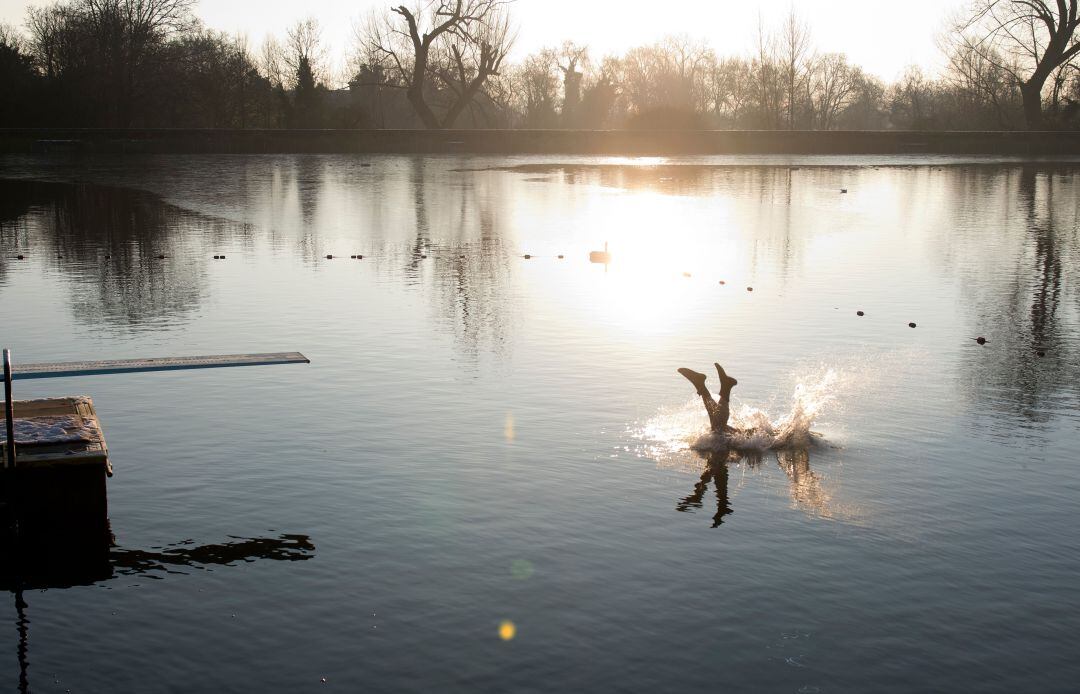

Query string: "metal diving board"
[[4, 349, 310, 469], [11, 352, 310, 380]]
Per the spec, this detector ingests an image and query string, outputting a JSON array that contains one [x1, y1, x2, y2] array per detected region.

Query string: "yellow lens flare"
[[498, 620, 517, 641], [504, 412, 515, 442]]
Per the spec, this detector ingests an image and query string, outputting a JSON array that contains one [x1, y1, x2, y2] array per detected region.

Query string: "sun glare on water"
[[580, 188, 742, 336]]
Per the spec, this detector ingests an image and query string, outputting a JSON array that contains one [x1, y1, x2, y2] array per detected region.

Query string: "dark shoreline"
[[2, 128, 1080, 156]]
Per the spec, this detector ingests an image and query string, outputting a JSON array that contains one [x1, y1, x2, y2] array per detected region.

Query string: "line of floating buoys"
[[0, 245, 1053, 360]]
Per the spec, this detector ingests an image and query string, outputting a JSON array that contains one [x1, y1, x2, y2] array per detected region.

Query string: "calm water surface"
[[1, 154, 1079, 692]]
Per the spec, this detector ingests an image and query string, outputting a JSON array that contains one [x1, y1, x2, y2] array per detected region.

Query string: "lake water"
[[1, 154, 1079, 692]]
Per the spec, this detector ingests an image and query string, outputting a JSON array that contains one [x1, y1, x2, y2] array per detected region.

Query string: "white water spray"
[[635, 364, 855, 463]]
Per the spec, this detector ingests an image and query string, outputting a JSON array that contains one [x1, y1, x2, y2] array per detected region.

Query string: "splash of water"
[[636, 366, 850, 461], [709, 367, 845, 452]]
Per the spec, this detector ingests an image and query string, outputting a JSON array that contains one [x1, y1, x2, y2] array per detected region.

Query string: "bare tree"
[[557, 41, 588, 124], [25, 0, 196, 125], [0, 22, 25, 51], [707, 57, 755, 126], [778, 8, 813, 129], [945, 40, 1022, 127], [954, 0, 1080, 128], [285, 17, 327, 87], [809, 53, 859, 130], [358, 0, 515, 128], [513, 47, 559, 127], [259, 36, 288, 88]]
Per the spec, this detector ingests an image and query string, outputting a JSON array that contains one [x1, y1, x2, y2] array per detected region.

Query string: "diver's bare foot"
[[678, 368, 709, 393], [714, 363, 738, 390]]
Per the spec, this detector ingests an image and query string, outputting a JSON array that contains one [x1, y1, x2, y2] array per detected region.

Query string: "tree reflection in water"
[[0, 178, 249, 331], [942, 165, 1080, 426]]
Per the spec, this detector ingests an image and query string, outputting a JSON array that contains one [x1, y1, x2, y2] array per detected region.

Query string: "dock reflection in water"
[[2, 529, 315, 694]]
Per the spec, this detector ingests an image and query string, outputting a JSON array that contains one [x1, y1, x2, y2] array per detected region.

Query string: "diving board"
[[12, 353, 310, 380]]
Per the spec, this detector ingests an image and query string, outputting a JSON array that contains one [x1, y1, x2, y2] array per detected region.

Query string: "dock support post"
[[3, 349, 14, 470]]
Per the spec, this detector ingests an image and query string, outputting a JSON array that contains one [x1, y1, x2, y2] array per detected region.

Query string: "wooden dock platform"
[[1, 397, 109, 473], [2, 397, 111, 540]]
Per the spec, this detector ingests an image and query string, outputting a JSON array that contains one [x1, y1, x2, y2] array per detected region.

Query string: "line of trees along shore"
[[2, 0, 1080, 131]]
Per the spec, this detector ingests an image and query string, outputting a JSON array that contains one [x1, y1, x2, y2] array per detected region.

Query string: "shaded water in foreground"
[[1, 154, 1079, 692]]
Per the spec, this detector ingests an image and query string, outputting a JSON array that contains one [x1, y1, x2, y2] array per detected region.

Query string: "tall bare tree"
[[358, 0, 515, 129], [557, 41, 588, 124], [809, 53, 859, 130], [778, 9, 812, 129], [954, 0, 1080, 128]]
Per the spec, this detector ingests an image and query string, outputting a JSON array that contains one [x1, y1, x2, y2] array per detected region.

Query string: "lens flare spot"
[[499, 620, 517, 641], [510, 559, 534, 580]]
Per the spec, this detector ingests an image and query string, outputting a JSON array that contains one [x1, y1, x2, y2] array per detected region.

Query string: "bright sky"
[[1, 0, 960, 82]]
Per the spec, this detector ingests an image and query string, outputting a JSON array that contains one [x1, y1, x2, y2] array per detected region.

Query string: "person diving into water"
[[678, 363, 739, 436]]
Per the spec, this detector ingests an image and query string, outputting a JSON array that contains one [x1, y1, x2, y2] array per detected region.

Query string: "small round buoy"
[[909, 322, 917, 328], [1037, 350, 1046, 358], [350, 255, 356, 259], [841, 189, 848, 194], [558, 254, 565, 259], [524, 254, 532, 259], [421, 254, 428, 259], [220, 255, 225, 259], [459, 254, 466, 259], [104, 255, 110, 260], [326, 255, 334, 260], [158, 254, 166, 259], [357, 255, 364, 260], [16, 255, 24, 260], [975, 337, 988, 345], [857, 311, 865, 317], [747, 287, 754, 292], [718, 280, 726, 286]]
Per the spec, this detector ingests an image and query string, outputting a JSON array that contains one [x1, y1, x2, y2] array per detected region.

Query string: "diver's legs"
[[713, 364, 739, 434], [678, 368, 726, 432]]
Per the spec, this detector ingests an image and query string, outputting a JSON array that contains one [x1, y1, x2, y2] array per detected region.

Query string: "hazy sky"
[[0, 0, 961, 82]]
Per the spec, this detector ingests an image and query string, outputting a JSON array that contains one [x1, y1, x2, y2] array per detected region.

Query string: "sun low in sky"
[[1, 0, 958, 81]]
